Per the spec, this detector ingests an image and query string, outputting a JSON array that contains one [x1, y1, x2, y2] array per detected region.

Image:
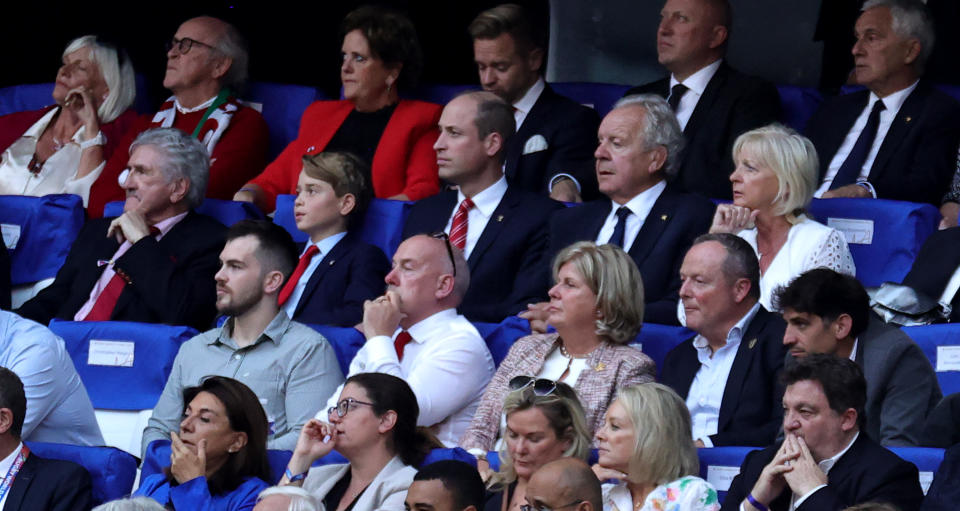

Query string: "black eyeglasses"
[[520, 500, 583, 511], [327, 397, 375, 418], [509, 376, 558, 396], [429, 231, 457, 277], [166, 37, 218, 55]]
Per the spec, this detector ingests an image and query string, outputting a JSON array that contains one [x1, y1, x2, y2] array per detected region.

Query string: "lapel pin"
[[595, 362, 606, 371], [748, 338, 757, 349], [329, 260, 335, 266], [497, 215, 504, 222], [661, 214, 668, 221], [307, 146, 316, 152], [904, 117, 912, 123]]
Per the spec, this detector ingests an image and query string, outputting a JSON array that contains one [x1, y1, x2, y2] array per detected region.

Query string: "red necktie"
[[83, 227, 161, 322], [449, 198, 474, 250], [394, 331, 413, 360], [277, 245, 320, 306]]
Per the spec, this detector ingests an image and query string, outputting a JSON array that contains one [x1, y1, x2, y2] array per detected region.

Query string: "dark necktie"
[[830, 99, 886, 190], [668, 83, 689, 112], [394, 331, 413, 360], [277, 245, 320, 306], [608, 206, 632, 249]]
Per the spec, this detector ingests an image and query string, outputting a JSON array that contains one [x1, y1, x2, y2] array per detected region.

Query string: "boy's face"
[[293, 169, 352, 241]]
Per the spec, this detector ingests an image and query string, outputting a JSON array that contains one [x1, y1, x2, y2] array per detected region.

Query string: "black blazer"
[[403, 186, 564, 322], [504, 84, 601, 200], [902, 226, 960, 321], [722, 434, 924, 511], [546, 185, 714, 325], [6, 453, 93, 511], [16, 211, 225, 330], [804, 82, 960, 205], [289, 234, 389, 327], [626, 63, 782, 200], [661, 306, 787, 446]]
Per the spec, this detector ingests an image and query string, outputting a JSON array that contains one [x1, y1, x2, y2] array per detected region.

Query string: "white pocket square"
[[523, 134, 549, 154]]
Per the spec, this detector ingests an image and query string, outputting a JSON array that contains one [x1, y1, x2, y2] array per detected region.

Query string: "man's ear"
[[832, 313, 853, 340], [526, 47, 544, 75], [840, 407, 858, 432], [435, 273, 456, 301], [169, 177, 190, 204], [709, 25, 728, 50], [263, 269, 285, 295], [211, 56, 233, 81], [0, 408, 14, 436], [339, 193, 357, 217], [646, 145, 668, 176], [483, 131, 504, 158], [731, 277, 752, 303]]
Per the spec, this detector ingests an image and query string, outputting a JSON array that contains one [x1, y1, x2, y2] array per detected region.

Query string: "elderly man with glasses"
[[88, 16, 269, 217]]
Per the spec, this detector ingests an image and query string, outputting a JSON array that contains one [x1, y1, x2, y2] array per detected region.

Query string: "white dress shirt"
[[0, 442, 24, 509], [815, 81, 919, 197], [442, 176, 507, 260], [687, 303, 761, 446], [513, 77, 545, 130], [319, 308, 495, 446], [596, 180, 667, 250], [282, 231, 348, 318], [670, 59, 722, 130]]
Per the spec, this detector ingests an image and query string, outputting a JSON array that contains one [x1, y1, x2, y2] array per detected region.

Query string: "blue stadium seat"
[[142, 440, 294, 485], [307, 324, 365, 376], [0, 194, 85, 286], [474, 316, 532, 366], [274, 195, 411, 260], [888, 446, 945, 495], [934, 84, 960, 103], [776, 85, 823, 132], [901, 324, 960, 396], [632, 323, 694, 378], [552, 82, 631, 116], [698, 446, 761, 504], [28, 441, 138, 506], [0, 76, 154, 116], [402, 84, 478, 105], [806, 198, 939, 287], [103, 198, 264, 226], [487, 449, 598, 472], [243, 82, 323, 159]]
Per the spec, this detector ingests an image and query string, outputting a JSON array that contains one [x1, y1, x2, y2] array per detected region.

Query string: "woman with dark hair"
[[280, 373, 441, 511], [237, 6, 441, 212], [134, 376, 272, 510]]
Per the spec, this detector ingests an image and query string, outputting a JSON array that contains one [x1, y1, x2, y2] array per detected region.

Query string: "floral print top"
[[603, 476, 720, 511]]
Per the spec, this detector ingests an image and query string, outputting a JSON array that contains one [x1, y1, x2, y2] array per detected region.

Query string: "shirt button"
[[699, 398, 706, 406], [234, 354, 241, 360]]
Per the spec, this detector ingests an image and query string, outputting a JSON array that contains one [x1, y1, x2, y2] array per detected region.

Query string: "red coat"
[[251, 99, 442, 209]]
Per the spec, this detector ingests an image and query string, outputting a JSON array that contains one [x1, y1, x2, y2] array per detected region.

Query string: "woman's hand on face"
[[291, 419, 337, 469], [63, 87, 100, 136], [710, 204, 759, 233], [591, 463, 627, 483], [170, 432, 207, 484]]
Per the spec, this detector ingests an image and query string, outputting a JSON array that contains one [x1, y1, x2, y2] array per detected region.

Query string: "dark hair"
[[225, 220, 298, 280], [692, 233, 760, 300], [782, 354, 867, 427], [414, 460, 486, 510], [340, 6, 423, 91], [345, 373, 441, 467], [0, 368, 26, 439], [774, 268, 870, 338], [176, 376, 272, 495], [469, 4, 546, 57], [301, 151, 373, 225]]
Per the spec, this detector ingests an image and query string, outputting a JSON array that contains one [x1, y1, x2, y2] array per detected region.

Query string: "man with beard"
[[141, 220, 343, 455]]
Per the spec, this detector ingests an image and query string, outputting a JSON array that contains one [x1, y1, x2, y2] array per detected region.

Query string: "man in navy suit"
[[470, 4, 600, 202], [723, 354, 924, 511], [626, 0, 781, 200], [403, 91, 562, 322], [0, 367, 93, 511], [805, 0, 960, 206], [661, 233, 787, 447]]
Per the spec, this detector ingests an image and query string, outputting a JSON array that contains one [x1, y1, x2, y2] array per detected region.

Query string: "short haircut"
[[0, 368, 26, 439], [862, 0, 935, 70], [211, 19, 250, 92], [129, 128, 210, 209], [256, 486, 320, 511], [469, 3, 546, 56], [782, 353, 867, 427], [732, 124, 819, 220], [774, 268, 870, 338], [540, 459, 603, 511], [552, 241, 645, 344], [707, 0, 733, 31], [457, 91, 516, 162], [63, 35, 136, 123], [611, 95, 685, 179], [414, 460, 486, 511], [92, 497, 166, 511], [225, 220, 298, 280], [616, 383, 699, 485], [692, 233, 760, 300], [341, 6, 423, 90], [301, 151, 373, 223]]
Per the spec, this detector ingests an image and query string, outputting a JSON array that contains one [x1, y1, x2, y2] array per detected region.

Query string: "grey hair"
[[862, 0, 935, 70], [257, 486, 321, 511], [93, 497, 166, 511], [129, 127, 209, 208], [611, 94, 685, 179], [63, 35, 136, 123], [732, 123, 818, 219], [213, 21, 249, 92]]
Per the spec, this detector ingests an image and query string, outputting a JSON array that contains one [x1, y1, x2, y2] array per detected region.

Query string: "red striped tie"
[[277, 245, 320, 306], [449, 198, 474, 250]]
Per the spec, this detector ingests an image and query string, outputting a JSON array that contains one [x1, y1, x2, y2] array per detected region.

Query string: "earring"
[[386, 82, 392, 94]]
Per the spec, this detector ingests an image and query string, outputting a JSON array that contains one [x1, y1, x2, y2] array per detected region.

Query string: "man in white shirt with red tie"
[[317, 233, 495, 446]]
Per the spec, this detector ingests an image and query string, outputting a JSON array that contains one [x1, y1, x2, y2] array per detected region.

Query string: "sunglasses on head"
[[509, 376, 558, 396]]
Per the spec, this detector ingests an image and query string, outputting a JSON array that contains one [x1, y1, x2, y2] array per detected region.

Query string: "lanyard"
[[191, 88, 232, 139], [0, 445, 29, 502]]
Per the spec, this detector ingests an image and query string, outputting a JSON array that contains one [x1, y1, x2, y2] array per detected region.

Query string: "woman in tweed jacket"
[[461, 242, 656, 460]]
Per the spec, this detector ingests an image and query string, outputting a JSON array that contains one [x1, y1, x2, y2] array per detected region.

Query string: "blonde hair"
[[552, 241, 644, 344], [63, 35, 136, 123], [732, 124, 818, 221], [616, 383, 699, 485]]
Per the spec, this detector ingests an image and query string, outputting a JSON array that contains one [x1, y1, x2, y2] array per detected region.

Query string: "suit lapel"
[[820, 92, 870, 180], [506, 86, 554, 179], [4, 453, 37, 511], [467, 187, 517, 270], [674, 341, 702, 400], [628, 187, 674, 265], [869, 86, 923, 182], [718, 308, 766, 431], [293, 236, 353, 318], [683, 64, 727, 137]]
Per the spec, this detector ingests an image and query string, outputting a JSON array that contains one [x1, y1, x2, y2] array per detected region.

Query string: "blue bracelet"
[[284, 467, 306, 482], [746, 494, 769, 511]]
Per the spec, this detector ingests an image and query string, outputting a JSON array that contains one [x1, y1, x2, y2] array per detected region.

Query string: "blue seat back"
[[901, 324, 960, 396], [487, 449, 598, 472], [806, 198, 939, 287], [698, 446, 761, 504], [142, 440, 293, 485], [243, 82, 323, 159], [632, 323, 694, 378], [552, 82, 631, 116], [28, 441, 138, 506], [473, 316, 532, 366], [307, 324, 365, 376], [104, 198, 264, 226], [403, 84, 479, 105], [776, 85, 823, 132], [48, 320, 197, 410], [0, 77, 153, 116], [0, 194, 85, 285], [888, 446, 945, 494]]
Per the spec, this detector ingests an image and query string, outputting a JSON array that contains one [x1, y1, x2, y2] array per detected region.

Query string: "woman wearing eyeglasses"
[[461, 242, 655, 473], [485, 380, 592, 511], [0, 35, 137, 207], [279, 372, 442, 511], [594, 383, 719, 511]]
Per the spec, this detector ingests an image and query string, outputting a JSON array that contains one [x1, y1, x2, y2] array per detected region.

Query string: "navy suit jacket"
[[505, 84, 601, 200], [804, 82, 960, 205], [902, 226, 960, 321], [16, 211, 225, 331], [722, 434, 923, 511], [289, 234, 389, 327], [546, 185, 714, 325], [627, 63, 782, 200], [5, 453, 93, 511], [661, 306, 787, 446], [403, 186, 563, 322]]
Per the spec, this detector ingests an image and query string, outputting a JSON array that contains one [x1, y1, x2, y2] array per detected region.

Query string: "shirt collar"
[[611, 180, 667, 215], [513, 77, 546, 116], [848, 338, 859, 362], [458, 175, 508, 219], [215, 310, 292, 347], [692, 302, 762, 352], [175, 95, 217, 114], [0, 442, 23, 478], [819, 431, 859, 473], [869, 79, 919, 112], [305, 231, 348, 257], [401, 308, 460, 344], [23, 108, 87, 143], [670, 59, 722, 96], [152, 211, 189, 240]]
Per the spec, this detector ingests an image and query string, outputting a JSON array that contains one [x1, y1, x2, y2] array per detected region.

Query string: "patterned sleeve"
[[650, 476, 721, 511], [805, 228, 856, 277]]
